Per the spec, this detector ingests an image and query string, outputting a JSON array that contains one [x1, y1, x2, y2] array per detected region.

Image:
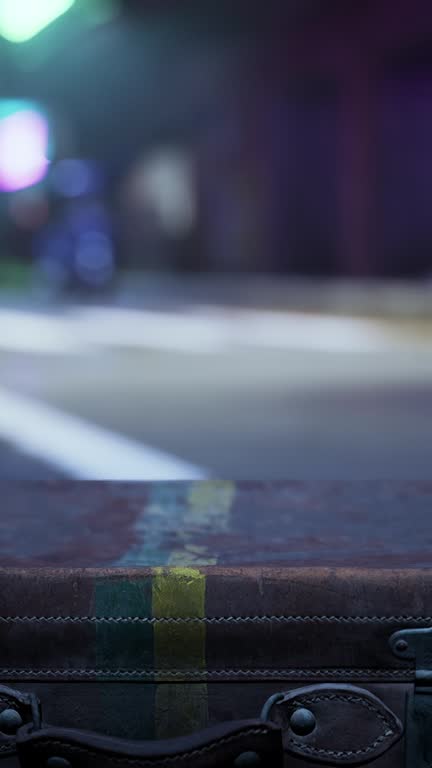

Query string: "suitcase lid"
[[0, 481, 431, 684], [1, 480, 430, 569]]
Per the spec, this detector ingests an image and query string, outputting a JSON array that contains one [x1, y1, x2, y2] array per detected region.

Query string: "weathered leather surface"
[[0, 567, 429, 682], [2, 683, 406, 767], [267, 684, 403, 764], [0, 481, 428, 766], [0, 565, 423, 766], [1, 682, 409, 737], [1, 480, 432, 567]]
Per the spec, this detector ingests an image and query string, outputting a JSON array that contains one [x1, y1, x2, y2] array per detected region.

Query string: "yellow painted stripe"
[[153, 567, 207, 738], [152, 485, 235, 734], [168, 481, 236, 566]]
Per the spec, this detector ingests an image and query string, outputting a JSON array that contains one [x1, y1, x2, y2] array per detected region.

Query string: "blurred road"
[[0, 298, 432, 480]]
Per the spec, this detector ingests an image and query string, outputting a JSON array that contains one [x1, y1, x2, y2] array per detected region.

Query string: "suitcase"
[[0, 480, 431, 767]]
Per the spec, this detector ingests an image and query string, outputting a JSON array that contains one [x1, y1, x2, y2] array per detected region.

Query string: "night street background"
[[1, 0, 432, 482], [1, 277, 431, 480]]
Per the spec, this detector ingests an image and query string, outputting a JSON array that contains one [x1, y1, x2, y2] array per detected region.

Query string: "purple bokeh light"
[[51, 158, 94, 198], [0, 109, 49, 192]]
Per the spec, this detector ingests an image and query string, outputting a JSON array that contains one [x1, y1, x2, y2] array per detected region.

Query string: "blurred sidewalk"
[[1, 271, 432, 321], [76, 273, 432, 319]]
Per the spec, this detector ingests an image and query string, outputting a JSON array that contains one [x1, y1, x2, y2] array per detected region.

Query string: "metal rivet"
[[0, 708, 23, 734], [46, 758, 72, 768], [290, 707, 316, 736], [234, 751, 262, 766], [395, 639, 409, 654]]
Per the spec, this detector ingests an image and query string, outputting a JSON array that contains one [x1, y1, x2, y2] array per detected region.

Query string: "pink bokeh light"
[[0, 109, 49, 192]]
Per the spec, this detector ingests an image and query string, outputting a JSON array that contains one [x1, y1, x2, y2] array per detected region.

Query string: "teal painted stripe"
[[94, 575, 155, 739], [115, 482, 235, 567], [98, 482, 237, 738], [94, 484, 188, 738], [115, 483, 189, 566]]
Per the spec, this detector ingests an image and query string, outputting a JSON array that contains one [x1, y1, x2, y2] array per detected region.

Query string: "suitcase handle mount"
[[0, 682, 404, 767]]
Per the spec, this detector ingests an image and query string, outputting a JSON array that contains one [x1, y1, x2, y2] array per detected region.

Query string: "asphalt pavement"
[[0, 287, 431, 481], [0, 441, 64, 479]]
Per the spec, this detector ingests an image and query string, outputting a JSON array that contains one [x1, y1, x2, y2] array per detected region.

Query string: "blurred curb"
[[1, 272, 432, 318], [114, 273, 432, 318]]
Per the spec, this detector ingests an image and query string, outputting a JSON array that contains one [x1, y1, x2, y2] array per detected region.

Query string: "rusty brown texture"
[[0, 481, 431, 567]]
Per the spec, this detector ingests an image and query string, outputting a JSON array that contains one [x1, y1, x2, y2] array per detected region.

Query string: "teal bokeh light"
[[0, 0, 75, 43]]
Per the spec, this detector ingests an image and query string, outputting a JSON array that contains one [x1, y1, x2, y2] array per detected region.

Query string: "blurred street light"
[[130, 149, 197, 237], [0, 0, 75, 43], [0, 101, 50, 191], [50, 158, 99, 199]]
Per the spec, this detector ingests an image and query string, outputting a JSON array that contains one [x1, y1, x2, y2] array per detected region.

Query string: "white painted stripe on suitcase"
[[0, 387, 207, 480]]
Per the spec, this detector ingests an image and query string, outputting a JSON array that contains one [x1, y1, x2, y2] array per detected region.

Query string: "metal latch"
[[390, 628, 432, 768]]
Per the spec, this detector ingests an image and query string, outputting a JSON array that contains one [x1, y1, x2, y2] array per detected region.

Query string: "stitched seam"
[[0, 668, 414, 678], [32, 728, 271, 766], [294, 694, 391, 727], [289, 693, 395, 757], [290, 732, 389, 758], [0, 614, 431, 624]]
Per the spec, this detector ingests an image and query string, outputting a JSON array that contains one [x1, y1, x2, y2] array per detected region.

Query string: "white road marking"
[[74, 306, 228, 353], [70, 306, 405, 354], [0, 309, 84, 354], [0, 387, 207, 480], [227, 309, 397, 352], [0, 305, 416, 356]]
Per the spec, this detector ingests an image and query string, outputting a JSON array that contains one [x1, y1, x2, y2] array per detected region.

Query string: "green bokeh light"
[[0, 0, 75, 43]]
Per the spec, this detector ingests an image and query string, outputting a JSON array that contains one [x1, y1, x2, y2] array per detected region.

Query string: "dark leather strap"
[[1, 681, 403, 766], [16, 719, 284, 767]]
